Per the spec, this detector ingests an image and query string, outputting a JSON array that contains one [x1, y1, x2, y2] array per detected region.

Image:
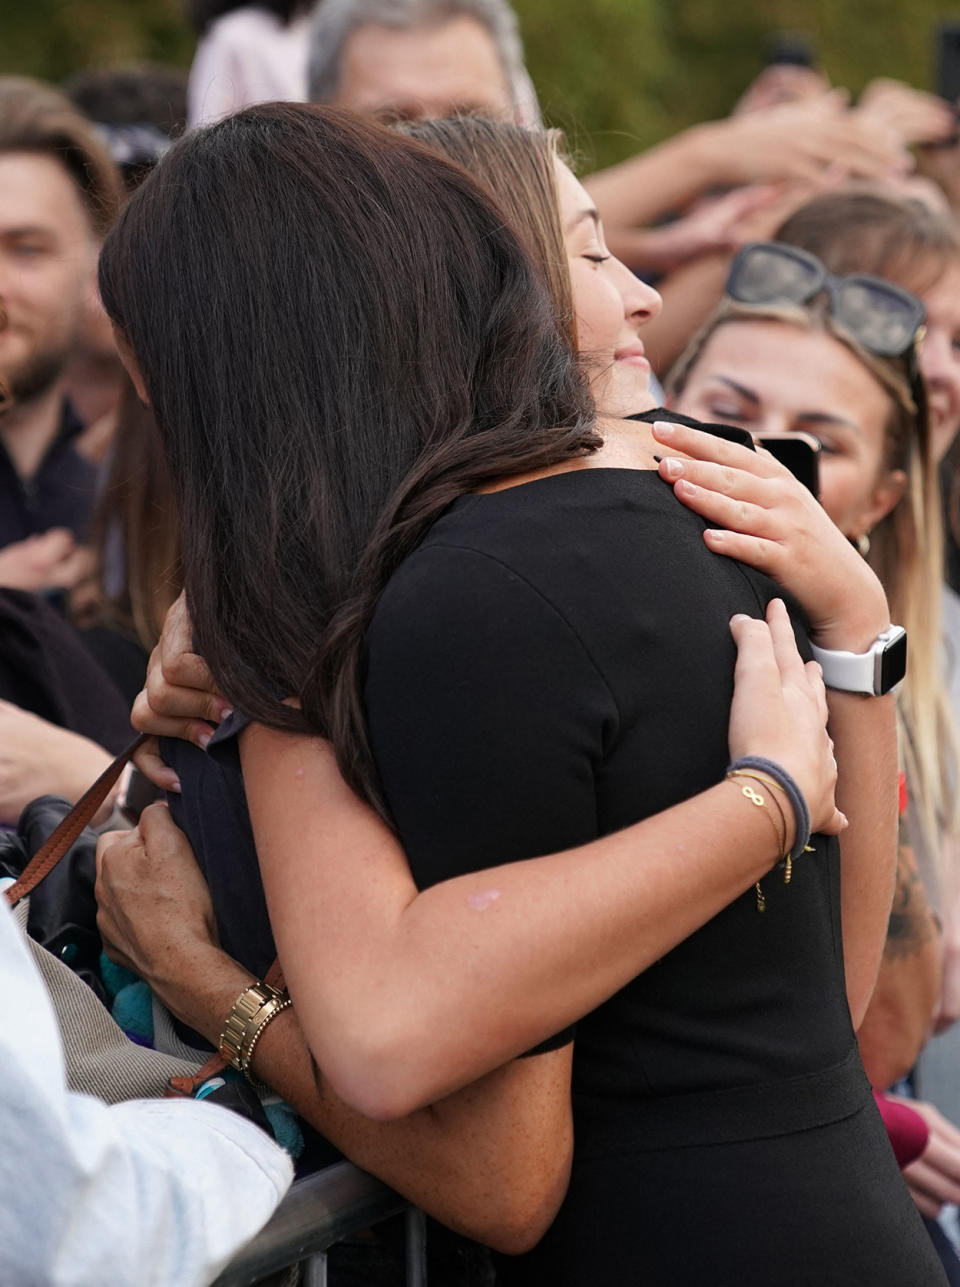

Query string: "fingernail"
[[168, 777, 182, 794], [197, 729, 213, 750], [652, 454, 662, 463], [661, 457, 683, 479], [218, 705, 234, 723], [654, 421, 676, 438], [730, 613, 750, 625], [676, 478, 697, 496]]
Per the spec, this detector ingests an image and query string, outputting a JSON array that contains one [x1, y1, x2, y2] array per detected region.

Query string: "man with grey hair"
[[307, 0, 539, 125]]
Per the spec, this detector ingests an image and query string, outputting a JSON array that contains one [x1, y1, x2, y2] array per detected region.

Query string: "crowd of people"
[[5, 0, 960, 1282]]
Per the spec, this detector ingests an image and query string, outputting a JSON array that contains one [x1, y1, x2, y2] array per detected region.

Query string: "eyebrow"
[[713, 377, 858, 432], [1, 225, 56, 239], [565, 206, 600, 234]]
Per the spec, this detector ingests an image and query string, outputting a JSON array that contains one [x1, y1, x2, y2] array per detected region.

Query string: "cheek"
[[569, 263, 623, 357], [816, 458, 873, 534], [8, 260, 81, 321]]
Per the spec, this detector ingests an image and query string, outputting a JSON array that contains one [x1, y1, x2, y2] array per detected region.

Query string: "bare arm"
[[857, 841, 941, 1087], [95, 807, 572, 1254], [241, 600, 839, 1122], [827, 690, 901, 1026], [642, 180, 842, 376], [585, 99, 907, 252]]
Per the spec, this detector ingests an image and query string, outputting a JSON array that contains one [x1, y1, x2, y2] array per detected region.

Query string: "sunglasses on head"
[[725, 242, 926, 359]]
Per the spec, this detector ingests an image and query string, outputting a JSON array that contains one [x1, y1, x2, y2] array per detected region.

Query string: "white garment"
[[188, 6, 311, 128], [0, 890, 293, 1287]]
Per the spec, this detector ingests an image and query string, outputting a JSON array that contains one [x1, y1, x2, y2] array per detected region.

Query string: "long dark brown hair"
[[99, 103, 596, 815]]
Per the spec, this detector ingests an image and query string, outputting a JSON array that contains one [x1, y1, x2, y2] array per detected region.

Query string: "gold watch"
[[218, 980, 288, 1072]]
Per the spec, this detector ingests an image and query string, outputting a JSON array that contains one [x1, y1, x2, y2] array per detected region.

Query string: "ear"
[[849, 467, 907, 541], [112, 325, 151, 406]]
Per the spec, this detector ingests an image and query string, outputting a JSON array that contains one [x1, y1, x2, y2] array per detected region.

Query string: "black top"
[[0, 402, 97, 548], [0, 589, 132, 754], [361, 466, 944, 1285]]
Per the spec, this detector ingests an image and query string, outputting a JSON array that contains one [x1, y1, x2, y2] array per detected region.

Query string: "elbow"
[[472, 1147, 571, 1255], [481, 1200, 561, 1257], [318, 1025, 453, 1122]]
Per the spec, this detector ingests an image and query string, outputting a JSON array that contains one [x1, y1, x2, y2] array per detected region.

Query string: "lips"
[[614, 343, 649, 366]]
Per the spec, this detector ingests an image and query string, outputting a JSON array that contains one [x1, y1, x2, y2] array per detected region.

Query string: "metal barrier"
[[213, 1160, 427, 1287]]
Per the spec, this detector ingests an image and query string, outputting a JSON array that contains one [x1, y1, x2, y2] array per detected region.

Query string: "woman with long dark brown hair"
[[95, 105, 939, 1283]]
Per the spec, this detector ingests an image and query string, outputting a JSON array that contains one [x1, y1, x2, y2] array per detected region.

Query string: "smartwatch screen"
[[879, 631, 908, 694]]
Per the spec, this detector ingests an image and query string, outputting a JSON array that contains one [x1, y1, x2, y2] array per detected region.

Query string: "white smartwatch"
[[809, 625, 907, 696]]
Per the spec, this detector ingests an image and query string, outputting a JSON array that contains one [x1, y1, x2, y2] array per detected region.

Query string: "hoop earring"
[[856, 532, 871, 558]]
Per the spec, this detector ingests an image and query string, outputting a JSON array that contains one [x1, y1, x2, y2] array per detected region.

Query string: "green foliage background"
[[1, 0, 954, 168]]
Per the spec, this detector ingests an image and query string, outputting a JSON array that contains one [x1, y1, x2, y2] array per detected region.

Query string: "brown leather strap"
[[3, 734, 147, 909], [164, 958, 287, 1099], [0, 729, 291, 1103]]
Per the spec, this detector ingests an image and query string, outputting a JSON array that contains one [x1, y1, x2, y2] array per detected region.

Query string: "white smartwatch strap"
[[808, 625, 905, 696]]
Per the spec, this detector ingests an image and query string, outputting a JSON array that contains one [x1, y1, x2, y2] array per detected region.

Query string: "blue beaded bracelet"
[[726, 755, 812, 863]]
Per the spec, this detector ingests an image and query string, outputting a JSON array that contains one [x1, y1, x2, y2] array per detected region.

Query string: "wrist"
[[807, 590, 892, 654], [685, 120, 729, 187], [152, 941, 248, 1040]]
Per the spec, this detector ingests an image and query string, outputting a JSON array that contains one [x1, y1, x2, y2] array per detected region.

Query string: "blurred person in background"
[[65, 62, 187, 192], [667, 238, 960, 1278], [773, 190, 960, 1268], [0, 77, 122, 595], [0, 80, 154, 824], [625, 65, 957, 377], [307, 0, 539, 124], [186, 0, 313, 127]]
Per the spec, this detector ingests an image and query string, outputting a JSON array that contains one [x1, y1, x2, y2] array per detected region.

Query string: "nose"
[[612, 257, 662, 326], [919, 328, 952, 387]]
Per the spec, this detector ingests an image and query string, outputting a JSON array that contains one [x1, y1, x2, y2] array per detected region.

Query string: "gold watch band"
[[219, 980, 287, 1072]]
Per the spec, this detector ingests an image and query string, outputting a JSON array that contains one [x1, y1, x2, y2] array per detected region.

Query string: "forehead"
[[692, 320, 892, 419], [337, 16, 514, 120], [0, 151, 93, 241], [553, 160, 590, 228], [922, 263, 960, 328]]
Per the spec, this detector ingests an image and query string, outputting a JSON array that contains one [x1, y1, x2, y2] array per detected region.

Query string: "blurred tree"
[[1, 0, 193, 87], [0, 0, 954, 168]]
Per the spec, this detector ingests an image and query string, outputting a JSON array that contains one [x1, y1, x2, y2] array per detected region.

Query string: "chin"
[[931, 414, 960, 466], [601, 369, 656, 418]]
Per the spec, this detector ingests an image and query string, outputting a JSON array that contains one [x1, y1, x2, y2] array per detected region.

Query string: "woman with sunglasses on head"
[[769, 191, 960, 1278], [666, 236, 960, 1283], [669, 239, 948, 1079], [94, 109, 941, 1284]]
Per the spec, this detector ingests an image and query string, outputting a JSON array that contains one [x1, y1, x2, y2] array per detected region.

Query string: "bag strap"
[[3, 733, 147, 909], [0, 731, 289, 1103], [165, 957, 286, 1098]]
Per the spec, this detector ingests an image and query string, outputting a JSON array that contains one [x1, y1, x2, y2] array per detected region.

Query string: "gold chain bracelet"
[[725, 771, 789, 913]]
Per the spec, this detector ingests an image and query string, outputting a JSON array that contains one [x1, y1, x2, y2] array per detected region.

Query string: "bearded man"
[[0, 78, 122, 592]]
